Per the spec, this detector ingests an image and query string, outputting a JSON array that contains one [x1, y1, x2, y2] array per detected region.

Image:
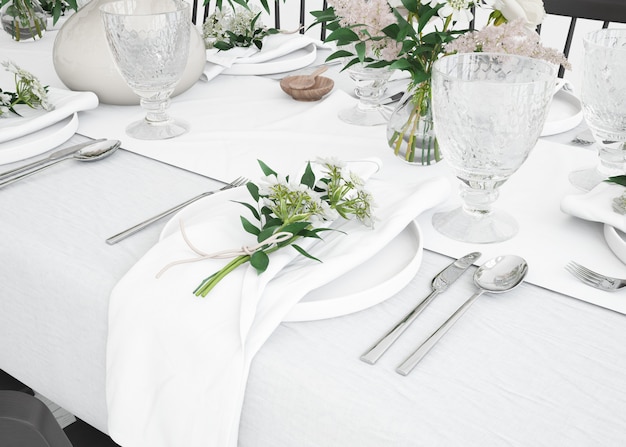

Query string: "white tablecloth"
[[2, 28, 626, 447]]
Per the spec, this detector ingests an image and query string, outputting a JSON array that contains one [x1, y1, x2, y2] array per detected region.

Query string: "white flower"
[[0, 92, 10, 105], [437, 0, 474, 23], [489, 0, 545, 27]]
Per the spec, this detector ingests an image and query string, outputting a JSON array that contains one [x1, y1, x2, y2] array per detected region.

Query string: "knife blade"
[[360, 251, 481, 365], [0, 138, 106, 181]]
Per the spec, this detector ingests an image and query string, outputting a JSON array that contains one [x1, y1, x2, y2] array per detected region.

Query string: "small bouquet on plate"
[[192, 159, 374, 297], [0, 60, 51, 118]]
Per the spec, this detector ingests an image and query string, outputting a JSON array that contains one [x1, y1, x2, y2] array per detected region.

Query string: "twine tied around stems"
[[156, 220, 293, 279]]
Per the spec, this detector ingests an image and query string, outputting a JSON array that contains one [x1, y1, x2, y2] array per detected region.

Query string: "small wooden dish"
[[280, 76, 334, 101]]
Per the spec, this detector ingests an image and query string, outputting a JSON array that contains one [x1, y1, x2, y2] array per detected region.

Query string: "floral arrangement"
[[202, 5, 278, 50], [189, 159, 374, 297], [310, 0, 566, 164], [0, 0, 76, 40], [445, 17, 570, 68], [0, 60, 51, 118]]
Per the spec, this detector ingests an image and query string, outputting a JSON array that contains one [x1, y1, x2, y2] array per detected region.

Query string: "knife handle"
[[360, 290, 439, 365], [0, 158, 67, 188], [396, 290, 483, 376]]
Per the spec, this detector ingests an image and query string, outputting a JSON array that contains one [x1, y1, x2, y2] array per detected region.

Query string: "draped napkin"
[[561, 181, 626, 232], [203, 33, 326, 81], [106, 169, 450, 447]]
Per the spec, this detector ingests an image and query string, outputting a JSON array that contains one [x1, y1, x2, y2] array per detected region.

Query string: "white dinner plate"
[[0, 113, 78, 165], [221, 44, 317, 75], [0, 88, 98, 144], [160, 186, 423, 322], [604, 224, 626, 265], [541, 89, 583, 136]]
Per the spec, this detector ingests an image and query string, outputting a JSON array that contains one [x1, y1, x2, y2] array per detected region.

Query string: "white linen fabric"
[[106, 172, 450, 447], [561, 181, 626, 232]]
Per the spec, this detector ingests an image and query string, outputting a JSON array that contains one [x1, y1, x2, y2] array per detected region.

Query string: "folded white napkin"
[[106, 169, 450, 447], [561, 181, 626, 232], [203, 33, 325, 81]]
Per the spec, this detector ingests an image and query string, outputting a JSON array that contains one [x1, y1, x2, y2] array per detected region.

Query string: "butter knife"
[[360, 251, 481, 365]]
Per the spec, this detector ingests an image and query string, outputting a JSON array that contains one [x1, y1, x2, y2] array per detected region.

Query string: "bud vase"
[[386, 82, 440, 165], [1, 0, 47, 41]]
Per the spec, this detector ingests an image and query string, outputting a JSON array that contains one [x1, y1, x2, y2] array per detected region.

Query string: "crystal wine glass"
[[100, 0, 191, 140], [338, 63, 392, 126], [569, 28, 626, 191], [430, 53, 556, 244]]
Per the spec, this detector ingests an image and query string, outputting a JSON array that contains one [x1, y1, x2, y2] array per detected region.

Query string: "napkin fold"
[[203, 33, 325, 81], [560, 181, 626, 232], [106, 171, 450, 447]]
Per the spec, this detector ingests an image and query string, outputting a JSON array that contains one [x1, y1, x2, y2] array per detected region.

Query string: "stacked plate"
[[203, 33, 325, 82], [0, 88, 99, 165]]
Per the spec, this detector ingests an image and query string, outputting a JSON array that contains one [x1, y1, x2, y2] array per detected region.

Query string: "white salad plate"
[[160, 186, 423, 322], [0, 113, 78, 165], [541, 88, 583, 136], [604, 224, 626, 265], [221, 44, 317, 76], [0, 88, 98, 144]]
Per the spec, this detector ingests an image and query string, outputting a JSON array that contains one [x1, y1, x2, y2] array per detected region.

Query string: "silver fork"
[[106, 177, 249, 245], [565, 261, 626, 292]]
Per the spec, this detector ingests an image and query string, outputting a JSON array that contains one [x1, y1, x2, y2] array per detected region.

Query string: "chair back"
[[190, 0, 328, 39], [542, 0, 626, 77]]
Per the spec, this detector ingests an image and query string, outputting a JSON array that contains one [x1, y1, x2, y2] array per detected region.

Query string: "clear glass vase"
[[1, 0, 47, 41], [386, 82, 440, 165]]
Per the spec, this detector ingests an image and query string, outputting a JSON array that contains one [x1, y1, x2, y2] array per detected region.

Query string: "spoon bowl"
[[73, 139, 121, 161], [287, 65, 328, 90], [397, 254, 528, 375], [0, 139, 122, 188]]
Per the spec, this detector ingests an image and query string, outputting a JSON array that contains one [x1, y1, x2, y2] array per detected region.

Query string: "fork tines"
[[565, 261, 625, 292]]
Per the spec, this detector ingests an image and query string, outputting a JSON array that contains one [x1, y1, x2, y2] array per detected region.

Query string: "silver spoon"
[[0, 139, 121, 188], [396, 254, 528, 375]]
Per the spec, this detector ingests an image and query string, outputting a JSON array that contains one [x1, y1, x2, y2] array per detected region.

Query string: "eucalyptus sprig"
[[193, 159, 373, 297], [0, 60, 52, 118]]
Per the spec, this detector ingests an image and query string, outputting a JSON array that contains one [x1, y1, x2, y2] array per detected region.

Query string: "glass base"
[[126, 118, 188, 140], [432, 207, 519, 244], [568, 167, 607, 192], [338, 105, 386, 126]]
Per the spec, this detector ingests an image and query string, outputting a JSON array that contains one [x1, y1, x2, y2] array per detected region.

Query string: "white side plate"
[[283, 220, 423, 322], [541, 89, 583, 136], [221, 44, 317, 76], [0, 113, 78, 165], [160, 187, 423, 322], [604, 224, 626, 265], [0, 88, 97, 143]]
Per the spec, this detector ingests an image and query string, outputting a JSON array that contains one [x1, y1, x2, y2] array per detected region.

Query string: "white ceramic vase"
[[52, 0, 206, 105]]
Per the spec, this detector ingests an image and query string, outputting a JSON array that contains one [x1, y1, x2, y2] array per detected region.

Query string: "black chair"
[[541, 0, 626, 76], [0, 390, 72, 447], [191, 0, 328, 39]]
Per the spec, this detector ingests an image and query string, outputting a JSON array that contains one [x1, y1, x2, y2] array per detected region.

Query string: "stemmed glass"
[[569, 29, 626, 191], [338, 63, 392, 126], [100, 0, 191, 140], [430, 53, 556, 244]]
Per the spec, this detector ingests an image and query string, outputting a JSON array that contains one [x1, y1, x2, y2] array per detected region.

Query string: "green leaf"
[[606, 176, 626, 187], [233, 200, 260, 220], [417, 6, 441, 32], [258, 225, 281, 243], [355, 41, 366, 61], [250, 251, 269, 273], [241, 216, 261, 236], [258, 159, 278, 177], [325, 28, 360, 44], [292, 245, 322, 263], [282, 221, 311, 236], [326, 50, 355, 62], [401, 0, 418, 13], [300, 162, 316, 189], [247, 182, 260, 202]]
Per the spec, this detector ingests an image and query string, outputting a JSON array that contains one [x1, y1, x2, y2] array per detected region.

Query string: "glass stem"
[[459, 183, 499, 217], [141, 97, 171, 124]]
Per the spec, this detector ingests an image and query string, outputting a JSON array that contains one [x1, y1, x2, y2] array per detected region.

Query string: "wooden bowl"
[[280, 76, 334, 101]]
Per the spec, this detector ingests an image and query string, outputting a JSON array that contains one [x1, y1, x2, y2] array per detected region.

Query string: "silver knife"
[[360, 251, 481, 365], [0, 139, 106, 181]]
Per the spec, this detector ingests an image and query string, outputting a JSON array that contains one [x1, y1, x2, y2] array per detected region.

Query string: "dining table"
[[2, 19, 626, 447]]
